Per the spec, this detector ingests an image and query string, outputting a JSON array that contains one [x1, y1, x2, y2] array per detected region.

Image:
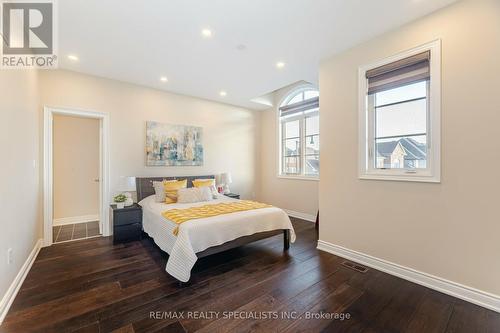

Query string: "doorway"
[[43, 107, 110, 246]]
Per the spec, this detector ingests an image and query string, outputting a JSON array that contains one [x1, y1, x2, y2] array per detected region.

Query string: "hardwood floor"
[[2, 218, 499, 332]]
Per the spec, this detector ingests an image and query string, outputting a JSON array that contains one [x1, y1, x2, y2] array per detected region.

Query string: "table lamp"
[[118, 176, 136, 206], [220, 172, 232, 194]]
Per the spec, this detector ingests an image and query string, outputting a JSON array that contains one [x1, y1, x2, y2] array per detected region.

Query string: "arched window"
[[279, 87, 319, 177]]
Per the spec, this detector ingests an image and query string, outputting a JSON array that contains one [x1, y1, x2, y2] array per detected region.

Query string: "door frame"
[[43, 106, 110, 246]]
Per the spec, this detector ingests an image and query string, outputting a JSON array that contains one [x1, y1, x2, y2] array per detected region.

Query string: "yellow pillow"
[[163, 179, 187, 204], [192, 179, 215, 188]]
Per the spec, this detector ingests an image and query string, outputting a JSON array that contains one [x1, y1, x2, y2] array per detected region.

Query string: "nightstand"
[[224, 193, 240, 200], [111, 203, 142, 243]]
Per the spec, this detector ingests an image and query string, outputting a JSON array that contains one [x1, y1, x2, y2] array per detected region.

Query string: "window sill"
[[359, 172, 440, 183], [277, 175, 319, 181]]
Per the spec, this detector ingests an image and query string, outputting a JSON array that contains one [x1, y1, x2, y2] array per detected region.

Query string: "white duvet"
[[138, 194, 296, 282]]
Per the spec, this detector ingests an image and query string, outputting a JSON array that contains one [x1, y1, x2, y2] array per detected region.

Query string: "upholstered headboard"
[[135, 175, 215, 202]]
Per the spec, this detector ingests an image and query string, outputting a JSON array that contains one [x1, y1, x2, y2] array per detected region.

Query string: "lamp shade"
[[118, 176, 136, 192], [219, 172, 232, 185]]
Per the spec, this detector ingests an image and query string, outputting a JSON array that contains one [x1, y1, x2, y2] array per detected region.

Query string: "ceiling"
[[58, 0, 457, 110]]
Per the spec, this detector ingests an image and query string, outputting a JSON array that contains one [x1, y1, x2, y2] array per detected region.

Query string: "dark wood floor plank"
[[35, 237, 116, 260], [1, 282, 121, 332], [486, 309, 500, 332], [129, 245, 335, 333], [152, 321, 186, 333], [29, 242, 131, 275], [24, 247, 150, 290], [282, 283, 363, 333], [192, 255, 348, 333], [445, 301, 490, 333], [175, 253, 344, 333], [229, 266, 359, 333], [361, 280, 429, 332], [7, 278, 165, 333], [405, 290, 454, 333], [110, 323, 135, 333], [126, 255, 307, 332], [70, 321, 101, 333], [9, 259, 160, 313], [2, 218, 498, 333], [38, 312, 99, 333], [98, 248, 298, 331], [320, 270, 407, 332]]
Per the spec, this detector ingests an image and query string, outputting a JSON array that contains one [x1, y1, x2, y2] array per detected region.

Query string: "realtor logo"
[[1, 0, 57, 68]]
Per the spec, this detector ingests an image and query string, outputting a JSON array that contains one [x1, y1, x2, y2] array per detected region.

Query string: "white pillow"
[[152, 180, 175, 203], [177, 187, 213, 204], [193, 178, 219, 199], [199, 187, 214, 202]]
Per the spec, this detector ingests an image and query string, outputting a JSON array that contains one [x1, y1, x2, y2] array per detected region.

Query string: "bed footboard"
[[176, 229, 291, 286], [196, 229, 290, 259]]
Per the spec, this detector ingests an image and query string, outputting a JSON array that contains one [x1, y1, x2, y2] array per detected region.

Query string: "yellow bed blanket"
[[162, 200, 272, 235]]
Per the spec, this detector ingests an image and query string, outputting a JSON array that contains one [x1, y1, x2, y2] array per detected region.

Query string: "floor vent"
[[342, 260, 369, 273]]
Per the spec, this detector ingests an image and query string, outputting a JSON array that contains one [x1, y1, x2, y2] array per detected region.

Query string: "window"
[[279, 88, 319, 178], [359, 40, 441, 182]]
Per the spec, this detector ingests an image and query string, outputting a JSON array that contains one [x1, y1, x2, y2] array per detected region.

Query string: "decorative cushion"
[[153, 180, 175, 203], [177, 187, 213, 204], [192, 179, 215, 187], [192, 178, 218, 198], [163, 179, 187, 204]]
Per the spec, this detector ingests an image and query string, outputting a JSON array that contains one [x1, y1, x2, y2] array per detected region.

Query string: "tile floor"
[[52, 221, 101, 243]]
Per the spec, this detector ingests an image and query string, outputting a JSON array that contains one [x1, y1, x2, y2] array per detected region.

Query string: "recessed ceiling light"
[[160, 76, 168, 82], [276, 62, 285, 69], [219, 91, 227, 97], [201, 28, 212, 38], [67, 55, 79, 61]]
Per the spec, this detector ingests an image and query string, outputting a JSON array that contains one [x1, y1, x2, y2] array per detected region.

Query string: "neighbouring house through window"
[[374, 80, 428, 170], [359, 40, 441, 182], [279, 88, 319, 178]]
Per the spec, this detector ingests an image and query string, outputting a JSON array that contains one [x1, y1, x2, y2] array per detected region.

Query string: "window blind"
[[279, 96, 319, 118], [366, 51, 430, 95]]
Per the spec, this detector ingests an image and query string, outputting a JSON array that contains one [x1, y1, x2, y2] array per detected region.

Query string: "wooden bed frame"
[[135, 176, 291, 261]]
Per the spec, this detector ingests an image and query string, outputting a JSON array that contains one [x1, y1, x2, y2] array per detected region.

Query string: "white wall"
[[258, 82, 319, 218], [53, 115, 100, 220], [39, 70, 261, 203], [319, 0, 500, 296], [0, 70, 41, 311]]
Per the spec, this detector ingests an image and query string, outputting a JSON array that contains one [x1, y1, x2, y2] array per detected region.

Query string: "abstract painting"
[[146, 121, 203, 166]]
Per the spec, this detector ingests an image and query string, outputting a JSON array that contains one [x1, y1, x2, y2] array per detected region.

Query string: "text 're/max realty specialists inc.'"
[[150, 311, 352, 321]]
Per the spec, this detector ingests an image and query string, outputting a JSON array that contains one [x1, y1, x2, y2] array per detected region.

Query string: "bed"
[[136, 176, 296, 282]]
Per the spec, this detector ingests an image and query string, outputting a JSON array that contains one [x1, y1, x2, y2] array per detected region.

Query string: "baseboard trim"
[[53, 214, 99, 226], [283, 209, 316, 223], [317, 240, 500, 313], [0, 238, 43, 324]]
